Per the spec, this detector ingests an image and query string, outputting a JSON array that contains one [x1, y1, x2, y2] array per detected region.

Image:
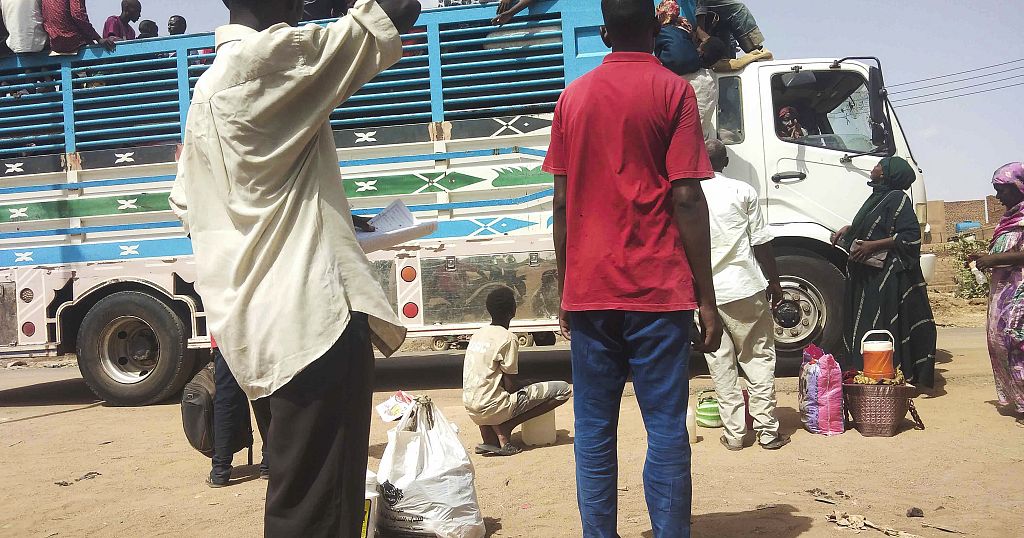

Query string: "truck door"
[[759, 64, 881, 232]]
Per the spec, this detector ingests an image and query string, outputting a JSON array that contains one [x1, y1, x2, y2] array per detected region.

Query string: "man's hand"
[[492, 0, 532, 26], [694, 307, 722, 353], [558, 308, 571, 340], [378, 0, 421, 34], [766, 282, 786, 308], [352, 214, 375, 232], [97, 38, 117, 52], [492, 11, 514, 25], [831, 225, 851, 246]]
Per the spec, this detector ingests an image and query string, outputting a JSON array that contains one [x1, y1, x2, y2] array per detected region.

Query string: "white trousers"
[[682, 68, 719, 141], [704, 292, 780, 445]]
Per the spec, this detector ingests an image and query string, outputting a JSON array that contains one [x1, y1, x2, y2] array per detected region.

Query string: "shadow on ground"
[[641, 503, 813, 538], [0, 378, 98, 407]]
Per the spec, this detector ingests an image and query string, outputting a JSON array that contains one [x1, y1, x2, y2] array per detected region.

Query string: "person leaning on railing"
[[41, 0, 116, 53]]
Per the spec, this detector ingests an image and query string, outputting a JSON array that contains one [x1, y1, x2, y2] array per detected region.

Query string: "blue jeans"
[[211, 349, 271, 482], [696, 0, 763, 54], [570, 310, 693, 538]]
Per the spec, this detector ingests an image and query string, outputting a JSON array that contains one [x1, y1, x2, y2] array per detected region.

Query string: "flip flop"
[[475, 444, 502, 455], [482, 443, 523, 457]]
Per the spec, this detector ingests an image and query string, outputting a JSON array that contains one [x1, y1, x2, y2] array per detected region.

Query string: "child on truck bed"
[[462, 287, 572, 456]]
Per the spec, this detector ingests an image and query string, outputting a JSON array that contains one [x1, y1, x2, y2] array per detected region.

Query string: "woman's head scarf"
[[874, 156, 917, 191], [656, 0, 692, 31], [992, 162, 1024, 242], [845, 156, 917, 246]]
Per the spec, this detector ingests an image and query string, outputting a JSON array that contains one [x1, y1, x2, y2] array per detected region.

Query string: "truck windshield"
[[770, 70, 875, 153]]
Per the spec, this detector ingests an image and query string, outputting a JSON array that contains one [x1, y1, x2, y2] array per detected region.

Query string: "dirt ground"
[[2, 326, 1022, 538]]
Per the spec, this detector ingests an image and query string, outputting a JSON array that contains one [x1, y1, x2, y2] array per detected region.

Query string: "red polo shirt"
[[543, 52, 712, 312]]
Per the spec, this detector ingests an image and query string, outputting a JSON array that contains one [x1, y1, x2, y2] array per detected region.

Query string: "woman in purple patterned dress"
[[974, 162, 1024, 424]]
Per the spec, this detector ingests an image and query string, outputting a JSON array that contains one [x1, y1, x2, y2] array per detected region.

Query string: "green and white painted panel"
[[342, 165, 552, 198], [0, 192, 170, 224]]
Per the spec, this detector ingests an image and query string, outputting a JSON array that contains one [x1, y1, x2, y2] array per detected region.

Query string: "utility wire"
[[889, 65, 1024, 94], [888, 58, 1024, 87], [890, 73, 1024, 102], [891, 81, 1024, 108]]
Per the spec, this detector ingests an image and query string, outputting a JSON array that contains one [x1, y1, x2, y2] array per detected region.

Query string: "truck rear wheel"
[[76, 291, 195, 406], [774, 254, 845, 362]]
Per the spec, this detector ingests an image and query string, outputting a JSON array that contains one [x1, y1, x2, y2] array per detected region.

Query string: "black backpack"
[[180, 365, 253, 465]]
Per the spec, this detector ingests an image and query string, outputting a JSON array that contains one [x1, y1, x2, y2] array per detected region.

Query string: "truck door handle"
[[772, 172, 807, 184]]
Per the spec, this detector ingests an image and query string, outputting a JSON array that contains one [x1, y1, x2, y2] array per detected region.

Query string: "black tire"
[[774, 254, 845, 365], [532, 331, 556, 346], [76, 291, 195, 406]]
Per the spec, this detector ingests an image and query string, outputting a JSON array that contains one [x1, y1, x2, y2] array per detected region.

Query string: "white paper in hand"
[[355, 200, 437, 253]]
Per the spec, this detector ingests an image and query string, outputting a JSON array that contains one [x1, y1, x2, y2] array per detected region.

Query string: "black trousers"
[[212, 349, 271, 481], [264, 313, 375, 538]]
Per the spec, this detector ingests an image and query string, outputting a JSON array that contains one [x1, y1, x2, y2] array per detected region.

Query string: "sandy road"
[[1, 327, 1022, 537]]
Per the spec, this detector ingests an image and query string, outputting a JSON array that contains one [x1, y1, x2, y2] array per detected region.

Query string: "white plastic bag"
[[376, 397, 485, 538]]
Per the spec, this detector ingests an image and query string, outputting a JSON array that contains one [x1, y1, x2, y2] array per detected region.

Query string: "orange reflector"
[[400, 266, 417, 282], [402, 302, 419, 318]]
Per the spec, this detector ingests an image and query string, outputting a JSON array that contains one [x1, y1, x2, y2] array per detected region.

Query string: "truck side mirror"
[[867, 67, 891, 150]]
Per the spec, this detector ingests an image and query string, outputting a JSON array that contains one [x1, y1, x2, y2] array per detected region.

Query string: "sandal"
[[475, 444, 502, 455], [482, 443, 523, 457]]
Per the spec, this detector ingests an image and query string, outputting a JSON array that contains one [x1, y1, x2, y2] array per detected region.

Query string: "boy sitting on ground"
[[462, 287, 572, 456]]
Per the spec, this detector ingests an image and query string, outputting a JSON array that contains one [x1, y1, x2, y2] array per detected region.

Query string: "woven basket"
[[843, 383, 924, 437]]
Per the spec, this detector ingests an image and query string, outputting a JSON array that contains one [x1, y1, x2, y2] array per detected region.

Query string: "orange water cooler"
[[861, 330, 896, 381]]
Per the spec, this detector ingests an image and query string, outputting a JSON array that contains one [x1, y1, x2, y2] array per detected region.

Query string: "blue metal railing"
[[0, 0, 607, 160]]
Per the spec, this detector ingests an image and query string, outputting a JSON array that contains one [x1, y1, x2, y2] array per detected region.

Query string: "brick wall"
[[924, 196, 1003, 244], [944, 200, 988, 235]]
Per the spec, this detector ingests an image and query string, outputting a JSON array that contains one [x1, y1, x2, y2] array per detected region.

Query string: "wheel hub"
[[98, 316, 160, 384], [773, 277, 827, 349]]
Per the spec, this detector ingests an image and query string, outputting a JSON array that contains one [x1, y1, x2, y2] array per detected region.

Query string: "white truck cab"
[[714, 57, 934, 355]]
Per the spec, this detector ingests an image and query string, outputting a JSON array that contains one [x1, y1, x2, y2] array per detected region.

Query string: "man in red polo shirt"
[[543, 0, 720, 536]]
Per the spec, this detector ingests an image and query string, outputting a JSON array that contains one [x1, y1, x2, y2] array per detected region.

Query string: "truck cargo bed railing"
[[0, 0, 603, 160]]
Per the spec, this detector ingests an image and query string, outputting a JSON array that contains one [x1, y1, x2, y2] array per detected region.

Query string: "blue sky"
[[88, 0, 1022, 202]]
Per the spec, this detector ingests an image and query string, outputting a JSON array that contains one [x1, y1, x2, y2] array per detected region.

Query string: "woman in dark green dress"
[[831, 156, 936, 387]]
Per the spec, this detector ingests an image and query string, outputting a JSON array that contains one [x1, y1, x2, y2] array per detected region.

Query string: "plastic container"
[[686, 405, 697, 444], [522, 410, 557, 446], [696, 389, 723, 428], [861, 330, 895, 381], [969, 261, 988, 285]]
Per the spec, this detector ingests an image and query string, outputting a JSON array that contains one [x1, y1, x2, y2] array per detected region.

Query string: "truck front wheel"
[[76, 291, 195, 406], [774, 254, 845, 362]]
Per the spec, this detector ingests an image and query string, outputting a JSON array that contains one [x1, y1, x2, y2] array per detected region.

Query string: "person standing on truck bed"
[[653, 0, 728, 140], [168, 0, 420, 535], [701, 139, 789, 451], [102, 0, 141, 41], [544, 0, 720, 535], [167, 15, 186, 35], [40, 0, 115, 53], [2, 0, 49, 54]]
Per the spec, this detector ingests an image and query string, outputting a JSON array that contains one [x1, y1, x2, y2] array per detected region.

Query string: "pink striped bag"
[[798, 346, 845, 436]]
